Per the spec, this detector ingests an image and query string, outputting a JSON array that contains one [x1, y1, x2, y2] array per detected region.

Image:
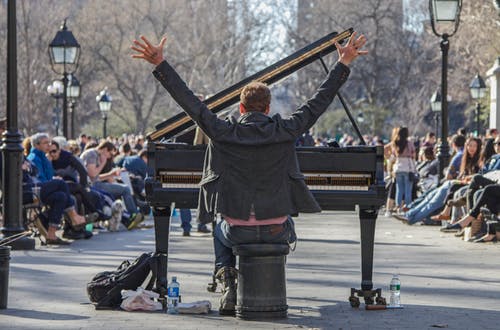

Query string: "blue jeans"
[[214, 216, 296, 269], [179, 209, 192, 232], [405, 180, 452, 224], [179, 209, 209, 233], [92, 181, 137, 215], [39, 179, 75, 227], [395, 172, 413, 207]]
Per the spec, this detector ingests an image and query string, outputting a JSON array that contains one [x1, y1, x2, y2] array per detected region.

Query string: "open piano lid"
[[146, 28, 353, 142]]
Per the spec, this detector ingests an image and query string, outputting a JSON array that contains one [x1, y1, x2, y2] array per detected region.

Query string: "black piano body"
[[147, 143, 385, 211], [146, 143, 386, 306], [145, 28, 387, 307]]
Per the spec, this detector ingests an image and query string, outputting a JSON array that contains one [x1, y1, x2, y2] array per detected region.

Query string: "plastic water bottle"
[[167, 276, 180, 314], [389, 274, 401, 307]]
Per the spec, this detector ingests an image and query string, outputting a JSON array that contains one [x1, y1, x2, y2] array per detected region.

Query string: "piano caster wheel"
[[349, 296, 360, 308], [364, 296, 374, 305], [376, 296, 387, 305]]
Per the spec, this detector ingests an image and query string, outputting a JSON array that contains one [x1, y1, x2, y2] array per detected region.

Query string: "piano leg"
[[152, 206, 171, 309], [349, 207, 386, 307]]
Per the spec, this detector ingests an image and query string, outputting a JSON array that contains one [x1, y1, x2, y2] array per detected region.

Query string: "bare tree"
[[1, 0, 498, 138]]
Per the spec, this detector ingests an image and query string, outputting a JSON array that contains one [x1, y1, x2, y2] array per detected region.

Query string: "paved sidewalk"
[[1, 211, 499, 329]]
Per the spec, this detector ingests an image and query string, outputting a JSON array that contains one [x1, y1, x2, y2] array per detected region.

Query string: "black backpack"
[[86, 252, 157, 309]]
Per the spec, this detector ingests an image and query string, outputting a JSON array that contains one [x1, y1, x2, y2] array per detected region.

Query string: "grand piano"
[[145, 28, 387, 307]]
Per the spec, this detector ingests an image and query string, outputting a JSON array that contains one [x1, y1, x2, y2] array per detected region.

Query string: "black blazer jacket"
[[153, 60, 350, 224]]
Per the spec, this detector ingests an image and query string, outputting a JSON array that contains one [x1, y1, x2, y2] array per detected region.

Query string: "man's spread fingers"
[[160, 36, 167, 47], [141, 35, 155, 49], [130, 46, 145, 54], [347, 31, 357, 46], [357, 35, 367, 47], [133, 39, 148, 50]]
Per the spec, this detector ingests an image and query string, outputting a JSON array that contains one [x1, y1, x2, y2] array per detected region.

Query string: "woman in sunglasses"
[[25, 133, 94, 245]]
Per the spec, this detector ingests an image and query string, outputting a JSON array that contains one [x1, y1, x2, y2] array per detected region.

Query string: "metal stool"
[[232, 243, 289, 320]]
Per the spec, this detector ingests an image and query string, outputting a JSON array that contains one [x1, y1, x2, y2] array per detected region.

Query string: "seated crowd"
[[385, 127, 500, 243], [1, 128, 152, 245], [2, 119, 499, 246]]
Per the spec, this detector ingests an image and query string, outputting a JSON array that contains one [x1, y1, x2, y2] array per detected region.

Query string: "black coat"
[[153, 60, 350, 223]]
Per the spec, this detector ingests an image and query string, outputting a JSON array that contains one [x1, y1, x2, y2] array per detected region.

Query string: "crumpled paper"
[[176, 300, 212, 314], [120, 287, 163, 312]]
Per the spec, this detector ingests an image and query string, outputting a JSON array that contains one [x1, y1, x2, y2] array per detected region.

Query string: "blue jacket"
[[481, 154, 500, 174], [447, 149, 463, 179], [122, 155, 149, 179], [27, 148, 54, 183]]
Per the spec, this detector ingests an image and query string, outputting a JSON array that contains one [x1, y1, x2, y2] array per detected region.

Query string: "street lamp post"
[[469, 74, 487, 137], [430, 88, 442, 138], [48, 19, 80, 139], [429, 0, 462, 181], [47, 80, 63, 136], [1, 0, 36, 250], [96, 88, 112, 139], [67, 74, 81, 138]]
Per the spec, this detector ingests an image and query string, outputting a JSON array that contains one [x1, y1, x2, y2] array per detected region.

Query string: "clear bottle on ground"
[[389, 274, 401, 307], [167, 276, 180, 314]]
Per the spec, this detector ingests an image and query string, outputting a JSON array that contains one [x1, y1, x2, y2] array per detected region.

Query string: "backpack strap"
[[145, 255, 158, 291]]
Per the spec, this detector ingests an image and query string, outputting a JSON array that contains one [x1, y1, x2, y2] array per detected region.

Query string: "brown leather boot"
[[216, 266, 237, 316]]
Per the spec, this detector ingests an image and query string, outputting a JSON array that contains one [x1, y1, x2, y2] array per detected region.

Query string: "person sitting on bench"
[[131, 31, 367, 315], [26, 133, 93, 245]]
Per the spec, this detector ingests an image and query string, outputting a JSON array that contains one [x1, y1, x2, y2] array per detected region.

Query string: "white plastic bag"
[[120, 287, 163, 311], [176, 300, 212, 314]]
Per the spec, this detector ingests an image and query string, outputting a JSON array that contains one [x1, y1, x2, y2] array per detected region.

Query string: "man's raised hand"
[[131, 36, 166, 66], [334, 31, 368, 66]]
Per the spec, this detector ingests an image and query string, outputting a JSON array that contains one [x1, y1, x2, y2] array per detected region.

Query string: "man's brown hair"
[[240, 81, 271, 113], [97, 141, 116, 152]]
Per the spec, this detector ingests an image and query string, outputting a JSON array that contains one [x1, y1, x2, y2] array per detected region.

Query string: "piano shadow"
[[375, 242, 429, 247], [297, 237, 429, 248], [297, 238, 358, 245]]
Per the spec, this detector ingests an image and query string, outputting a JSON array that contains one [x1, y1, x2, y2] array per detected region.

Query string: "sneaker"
[[63, 228, 87, 240], [46, 237, 71, 245], [197, 226, 211, 234], [393, 214, 409, 222], [121, 217, 131, 229], [127, 212, 145, 230], [440, 223, 462, 232]]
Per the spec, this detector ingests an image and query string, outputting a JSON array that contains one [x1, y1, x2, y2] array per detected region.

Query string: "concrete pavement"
[[1, 210, 499, 329]]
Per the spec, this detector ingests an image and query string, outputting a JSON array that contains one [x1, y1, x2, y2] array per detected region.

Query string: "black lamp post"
[[48, 19, 80, 139], [47, 80, 63, 136], [429, 0, 462, 181], [1, 0, 36, 250], [469, 74, 487, 137], [96, 88, 112, 138], [430, 88, 442, 138], [67, 74, 81, 138]]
